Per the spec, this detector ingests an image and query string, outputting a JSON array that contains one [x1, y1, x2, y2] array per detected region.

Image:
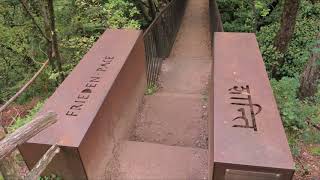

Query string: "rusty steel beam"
[[209, 32, 295, 180], [19, 29, 147, 179]]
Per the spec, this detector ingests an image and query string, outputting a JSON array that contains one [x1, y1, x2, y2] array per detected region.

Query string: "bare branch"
[[19, 0, 50, 42], [0, 112, 57, 159], [0, 60, 49, 113]]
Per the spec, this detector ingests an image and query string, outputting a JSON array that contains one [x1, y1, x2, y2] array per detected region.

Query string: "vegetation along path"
[[107, 0, 212, 179]]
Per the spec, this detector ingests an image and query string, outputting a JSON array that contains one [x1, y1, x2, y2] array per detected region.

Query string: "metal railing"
[[143, 0, 187, 86], [209, 0, 223, 51]]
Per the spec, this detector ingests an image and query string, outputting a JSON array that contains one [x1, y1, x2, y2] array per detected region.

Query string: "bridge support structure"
[[19, 30, 147, 179]]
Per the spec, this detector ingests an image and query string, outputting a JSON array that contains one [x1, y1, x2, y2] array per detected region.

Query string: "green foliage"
[[217, 0, 255, 32], [0, 0, 149, 104], [310, 146, 320, 156], [7, 101, 44, 133], [258, 1, 320, 78], [256, 23, 283, 77], [255, 1, 270, 17], [299, 1, 320, 18], [217, 0, 282, 32], [60, 36, 97, 68], [302, 128, 320, 144], [263, 0, 320, 153], [290, 143, 301, 157], [219, 0, 320, 78], [271, 77, 320, 149], [282, 17, 320, 77], [145, 83, 158, 95], [257, 19, 319, 78], [271, 77, 320, 158], [271, 77, 320, 132], [287, 130, 302, 157], [271, 77, 306, 131], [104, 0, 141, 29]]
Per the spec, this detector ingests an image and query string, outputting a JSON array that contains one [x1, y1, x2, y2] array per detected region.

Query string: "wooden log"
[[24, 144, 60, 180], [0, 126, 22, 180], [0, 111, 57, 159], [0, 60, 49, 113]]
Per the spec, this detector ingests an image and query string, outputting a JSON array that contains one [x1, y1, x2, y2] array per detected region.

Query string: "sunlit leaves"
[[255, 1, 270, 17], [104, 0, 141, 29]]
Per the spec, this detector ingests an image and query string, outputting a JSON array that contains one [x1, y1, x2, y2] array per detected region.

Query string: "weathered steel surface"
[[210, 32, 294, 180], [19, 144, 87, 179], [27, 30, 144, 147], [19, 29, 147, 179]]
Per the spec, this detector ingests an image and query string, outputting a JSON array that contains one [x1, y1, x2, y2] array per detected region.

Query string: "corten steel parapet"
[[209, 32, 295, 180], [19, 29, 147, 179]]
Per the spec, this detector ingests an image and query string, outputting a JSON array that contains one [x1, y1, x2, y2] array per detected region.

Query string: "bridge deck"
[[109, 0, 213, 178]]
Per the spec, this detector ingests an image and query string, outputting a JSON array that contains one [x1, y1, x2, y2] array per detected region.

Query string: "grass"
[[310, 146, 320, 156], [7, 101, 44, 133], [145, 83, 158, 95]]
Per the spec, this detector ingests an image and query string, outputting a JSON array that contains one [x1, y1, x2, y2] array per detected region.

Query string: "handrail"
[[209, 0, 224, 51], [143, 0, 178, 36], [143, 0, 187, 86]]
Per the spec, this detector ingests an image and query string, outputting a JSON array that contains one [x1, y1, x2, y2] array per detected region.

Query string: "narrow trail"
[[110, 0, 212, 178]]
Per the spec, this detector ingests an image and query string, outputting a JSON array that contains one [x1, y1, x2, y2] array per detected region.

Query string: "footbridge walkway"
[[15, 0, 295, 179], [113, 0, 213, 178]]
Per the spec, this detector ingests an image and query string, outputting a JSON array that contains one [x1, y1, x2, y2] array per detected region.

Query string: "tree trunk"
[[252, 0, 257, 33], [20, 0, 50, 42], [47, 0, 64, 82], [41, 0, 55, 69], [272, 0, 300, 76], [147, 0, 157, 19], [41, 0, 64, 82], [274, 0, 300, 53], [298, 33, 320, 100]]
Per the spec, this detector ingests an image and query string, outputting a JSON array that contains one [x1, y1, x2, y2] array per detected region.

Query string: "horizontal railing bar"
[[0, 112, 57, 160]]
